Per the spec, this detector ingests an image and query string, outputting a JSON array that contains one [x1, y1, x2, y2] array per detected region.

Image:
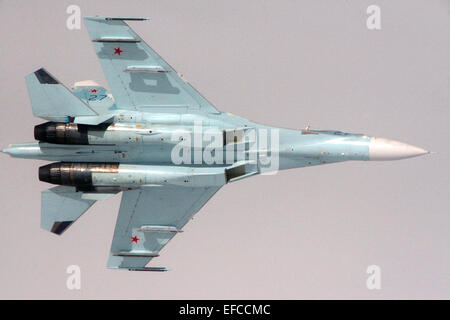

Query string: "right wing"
[[107, 185, 221, 271], [84, 16, 220, 114]]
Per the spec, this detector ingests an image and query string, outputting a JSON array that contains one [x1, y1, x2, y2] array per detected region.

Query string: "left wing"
[[84, 16, 220, 114], [108, 185, 221, 271]]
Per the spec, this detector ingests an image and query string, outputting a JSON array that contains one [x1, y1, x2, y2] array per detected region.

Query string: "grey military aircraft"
[[2, 17, 429, 271]]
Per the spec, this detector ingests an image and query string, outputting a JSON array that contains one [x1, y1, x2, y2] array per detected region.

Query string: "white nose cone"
[[369, 137, 428, 161]]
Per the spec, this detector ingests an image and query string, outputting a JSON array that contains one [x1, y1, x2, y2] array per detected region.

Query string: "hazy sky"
[[0, 0, 448, 299]]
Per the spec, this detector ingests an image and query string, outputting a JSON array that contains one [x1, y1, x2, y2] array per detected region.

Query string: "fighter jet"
[[2, 17, 429, 271]]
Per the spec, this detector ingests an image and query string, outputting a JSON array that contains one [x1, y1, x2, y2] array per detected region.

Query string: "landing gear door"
[[223, 128, 255, 146], [223, 127, 257, 162]]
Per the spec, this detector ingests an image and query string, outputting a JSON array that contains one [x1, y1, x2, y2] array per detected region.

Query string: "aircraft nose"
[[369, 137, 429, 160]]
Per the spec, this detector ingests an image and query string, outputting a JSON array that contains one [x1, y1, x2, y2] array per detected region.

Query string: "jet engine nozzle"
[[34, 122, 89, 144], [39, 162, 119, 188], [38, 163, 55, 184], [34, 122, 52, 142]]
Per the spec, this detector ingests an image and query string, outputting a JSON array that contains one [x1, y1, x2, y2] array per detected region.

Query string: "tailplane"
[[41, 186, 119, 235], [41, 186, 96, 235], [26, 68, 98, 122]]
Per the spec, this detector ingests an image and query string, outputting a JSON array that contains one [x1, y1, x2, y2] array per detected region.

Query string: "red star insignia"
[[90, 89, 98, 93], [113, 47, 123, 56], [131, 235, 140, 244]]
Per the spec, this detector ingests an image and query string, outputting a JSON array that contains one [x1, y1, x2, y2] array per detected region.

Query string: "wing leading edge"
[[108, 185, 221, 271], [84, 16, 220, 114]]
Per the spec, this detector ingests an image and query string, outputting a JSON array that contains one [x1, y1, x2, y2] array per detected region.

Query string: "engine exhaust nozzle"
[[34, 122, 89, 144]]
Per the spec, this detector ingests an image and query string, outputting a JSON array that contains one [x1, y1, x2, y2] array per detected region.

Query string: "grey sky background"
[[0, 0, 448, 299]]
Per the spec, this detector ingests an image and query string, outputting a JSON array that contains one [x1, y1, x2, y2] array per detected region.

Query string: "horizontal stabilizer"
[[41, 186, 96, 235], [26, 68, 98, 122]]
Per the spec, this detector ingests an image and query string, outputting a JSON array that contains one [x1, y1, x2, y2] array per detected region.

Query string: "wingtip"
[[84, 16, 150, 21]]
